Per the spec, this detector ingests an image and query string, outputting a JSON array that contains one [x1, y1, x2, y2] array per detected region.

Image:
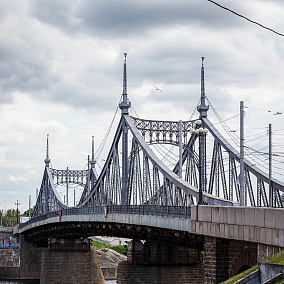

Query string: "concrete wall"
[[259, 263, 284, 283], [191, 206, 284, 248], [235, 270, 260, 284], [0, 227, 13, 239], [20, 206, 284, 249]]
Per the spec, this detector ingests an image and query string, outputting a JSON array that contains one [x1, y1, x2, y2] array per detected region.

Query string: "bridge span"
[[19, 205, 284, 249], [16, 55, 284, 284], [17, 204, 284, 283]]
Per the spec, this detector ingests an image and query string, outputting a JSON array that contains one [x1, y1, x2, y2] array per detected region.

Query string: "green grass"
[[274, 280, 284, 284], [265, 250, 284, 265], [221, 266, 258, 284], [91, 240, 127, 256], [222, 249, 284, 283]]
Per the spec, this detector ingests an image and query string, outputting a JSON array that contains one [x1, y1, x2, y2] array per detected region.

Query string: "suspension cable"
[[94, 95, 122, 162]]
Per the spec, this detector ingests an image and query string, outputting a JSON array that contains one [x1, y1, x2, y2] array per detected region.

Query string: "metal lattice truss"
[[33, 112, 284, 219], [50, 168, 89, 187], [31, 54, 284, 220], [131, 117, 196, 146], [78, 115, 234, 208], [33, 167, 97, 218], [33, 167, 67, 218], [202, 118, 284, 207]]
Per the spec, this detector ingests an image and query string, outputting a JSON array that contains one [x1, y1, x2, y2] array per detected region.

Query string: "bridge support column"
[[117, 240, 204, 284], [258, 244, 282, 263], [40, 238, 104, 284], [204, 236, 258, 283], [19, 234, 43, 280]]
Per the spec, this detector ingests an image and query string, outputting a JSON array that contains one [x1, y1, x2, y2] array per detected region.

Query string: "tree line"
[[0, 208, 34, 227]]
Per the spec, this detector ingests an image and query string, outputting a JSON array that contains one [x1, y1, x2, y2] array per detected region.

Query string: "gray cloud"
[[1, 0, 284, 210], [29, 0, 247, 38]]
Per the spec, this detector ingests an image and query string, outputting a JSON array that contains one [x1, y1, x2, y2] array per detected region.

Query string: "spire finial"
[[119, 53, 131, 114], [44, 134, 50, 167], [197, 57, 209, 117], [90, 136, 95, 168], [123, 53, 127, 96]]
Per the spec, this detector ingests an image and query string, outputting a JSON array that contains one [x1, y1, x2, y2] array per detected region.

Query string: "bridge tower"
[[90, 135, 96, 189], [197, 57, 209, 203], [44, 134, 50, 214], [119, 53, 131, 205]]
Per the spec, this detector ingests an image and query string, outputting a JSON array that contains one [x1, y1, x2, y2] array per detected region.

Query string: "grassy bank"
[[222, 249, 284, 283], [221, 265, 258, 284], [91, 240, 127, 256]]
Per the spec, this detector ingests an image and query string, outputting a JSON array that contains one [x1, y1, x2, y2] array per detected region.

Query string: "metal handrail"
[[19, 205, 191, 231]]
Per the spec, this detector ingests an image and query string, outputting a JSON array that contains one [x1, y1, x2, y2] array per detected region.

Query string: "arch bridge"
[[18, 55, 284, 284]]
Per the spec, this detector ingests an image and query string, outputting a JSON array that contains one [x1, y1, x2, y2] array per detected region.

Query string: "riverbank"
[[95, 248, 127, 280]]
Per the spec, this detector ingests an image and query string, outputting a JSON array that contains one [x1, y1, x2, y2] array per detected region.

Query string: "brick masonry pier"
[[117, 238, 282, 284], [20, 236, 105, 284], [117, 240, 204, 284]]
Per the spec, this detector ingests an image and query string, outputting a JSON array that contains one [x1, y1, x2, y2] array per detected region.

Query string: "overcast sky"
[[1, 0, 284, 212]]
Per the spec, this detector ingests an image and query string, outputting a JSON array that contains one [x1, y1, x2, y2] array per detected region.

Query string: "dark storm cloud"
[[29, 0, 247, 38], [1, 0, 282, 111]]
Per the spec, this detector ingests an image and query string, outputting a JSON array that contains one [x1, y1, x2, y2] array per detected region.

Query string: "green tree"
[[2, 209, 18, 227], [22, 206, 34, 217]]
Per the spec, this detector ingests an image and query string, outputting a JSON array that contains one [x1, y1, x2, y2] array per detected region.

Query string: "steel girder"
[[33, 167, 67, 218], [50, 168, 89, 187], [203, 117, 284, 207], [78, 115, 234, 208]]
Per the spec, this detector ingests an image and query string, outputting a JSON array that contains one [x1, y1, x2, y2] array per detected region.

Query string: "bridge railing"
[[19, 205, 191, 231]]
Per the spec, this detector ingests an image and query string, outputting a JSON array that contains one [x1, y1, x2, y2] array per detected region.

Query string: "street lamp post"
[[1, 206, 7, 226], [191, 120, 208, 205], [15, 200, 20, 224]]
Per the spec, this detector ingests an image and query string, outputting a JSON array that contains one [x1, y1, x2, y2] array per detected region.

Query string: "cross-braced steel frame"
[[32, 55, 284, 220]]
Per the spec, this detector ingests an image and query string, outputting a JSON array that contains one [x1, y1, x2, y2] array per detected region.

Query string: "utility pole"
[[269, 123, 273, 207], [239, 101, 245, 206], [15, 200, 20, 224], [28, 195, 31, 218], [1, 206, 7, 226], [178, 120, 183, 178]]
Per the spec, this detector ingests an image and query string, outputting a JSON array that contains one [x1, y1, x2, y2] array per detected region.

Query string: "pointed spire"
[[44, 134, 50, 167], [90, 135, 96, 168], [119, 53, 131, 114], [197, 57, 209, 117], [123, 53, 127, 96], [201, 57, 205, 100]]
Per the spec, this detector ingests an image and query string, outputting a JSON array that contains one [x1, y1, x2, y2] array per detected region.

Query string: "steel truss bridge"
[[20, 54, 284, 241]]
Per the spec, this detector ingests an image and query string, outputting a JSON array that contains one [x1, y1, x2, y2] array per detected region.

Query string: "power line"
[[207, 0, 284, 37], [246, 106, 284, 115]]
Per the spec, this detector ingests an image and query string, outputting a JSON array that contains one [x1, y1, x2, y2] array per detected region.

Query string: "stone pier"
[[117, 240, 204, 284], [20, 236, 105, 284]]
